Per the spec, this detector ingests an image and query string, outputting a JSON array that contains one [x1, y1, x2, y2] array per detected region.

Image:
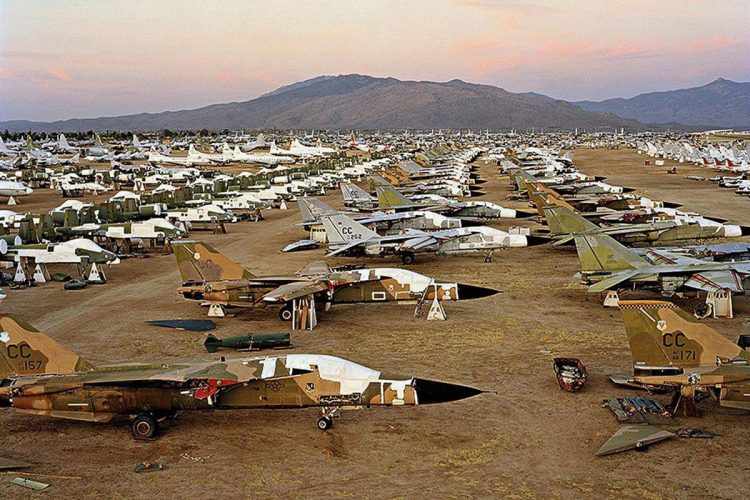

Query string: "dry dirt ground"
[[1, 149, 749, 498]]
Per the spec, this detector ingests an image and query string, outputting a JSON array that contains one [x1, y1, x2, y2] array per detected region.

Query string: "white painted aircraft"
[[86, 133, 110, 159], [221, 144, 293, 165], [241, 133, 269, 152], [8, 238, 120, 265], [187, 144, 228, 164], [147, 151, 210, 167], [0, 180, 33, 197]]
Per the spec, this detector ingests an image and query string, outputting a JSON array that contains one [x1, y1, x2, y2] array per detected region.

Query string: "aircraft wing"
[[684, 271, 744, 293], [588, 270, 642, 293], [358, 212, 419, 224], [645, 249, 704, 266], [326, 239, 368, 257], [551, 235, 575, 246], [77, 359, 264, 388], [261, 281, 329, 303], [596, 424, 674, 456]]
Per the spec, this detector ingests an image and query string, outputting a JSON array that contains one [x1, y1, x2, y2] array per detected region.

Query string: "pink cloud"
[[685, 35, 736, 52], [47, 67, 72, 82], [0, 67, 18, 79]]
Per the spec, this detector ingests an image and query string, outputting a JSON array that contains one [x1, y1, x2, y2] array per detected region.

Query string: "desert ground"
[[1, 148, 749, 498]]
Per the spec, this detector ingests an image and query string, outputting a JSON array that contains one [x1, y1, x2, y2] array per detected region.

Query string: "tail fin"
[[376, 185, 412, 208], [572, 233, 646, 273], [0, 316, 92, 379], [543, 206, 599, 235], [298, 197, 335, 224], [340, 182, 371, 203], [527, 183, 575, 212], [172, 241, 254, 283], [619, 300, 749, 369], [320, 214, 378, 245], [511, 171, 534, 192]]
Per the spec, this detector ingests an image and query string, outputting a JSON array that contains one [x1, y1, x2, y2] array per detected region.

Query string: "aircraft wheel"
[[401, 253, 416, 265], [131, 413, 159, 440], [279, 305, 293, 322], [317, 416, 333, 431]]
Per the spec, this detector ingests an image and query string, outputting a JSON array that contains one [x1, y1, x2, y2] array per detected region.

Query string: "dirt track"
[[1, 149, 749, 498]]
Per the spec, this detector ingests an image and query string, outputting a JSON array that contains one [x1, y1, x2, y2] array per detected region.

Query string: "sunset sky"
[[1, 0, 748, 121]]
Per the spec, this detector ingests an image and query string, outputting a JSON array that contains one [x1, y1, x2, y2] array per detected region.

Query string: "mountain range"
[[1, 75, 747, 132], [576, 78, 750, 129]]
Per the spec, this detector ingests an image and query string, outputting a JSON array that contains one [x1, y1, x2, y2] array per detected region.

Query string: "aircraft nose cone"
[[414, 378, 484, 404], [457, 283, 500, 300]]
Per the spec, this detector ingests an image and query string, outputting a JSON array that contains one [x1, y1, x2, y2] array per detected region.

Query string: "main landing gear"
[[131, 413, 159, 440], [316, 407, 340, 431], [130, 411, 178, 440], [401, 253, 416, 265]]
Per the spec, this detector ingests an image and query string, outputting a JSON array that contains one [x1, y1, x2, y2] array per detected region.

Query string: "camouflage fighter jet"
[[567, 217, 750, 296], [542, 205, 744, 247], [173, 241, 498, 319], [0, 315, 484, 439], [616, 300, 750, 415], [375, 183, 527, 221]]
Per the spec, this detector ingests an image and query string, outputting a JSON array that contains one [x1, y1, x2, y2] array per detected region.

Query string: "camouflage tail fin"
[[172, 240, 254, 283], [375, 185, 412, 208], [63, 209, 80, 228], [511, 170, 534, 192], [525, 183, 548, 216], [320, 214, 378, 245], [572, 233, 646, 273], [542, 206, 599, 235], [619, 301, 749, 369], [0, 316, 92, 379]]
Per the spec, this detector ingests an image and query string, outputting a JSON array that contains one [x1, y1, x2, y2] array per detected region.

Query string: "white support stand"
[[32, 264, 47, 284], [7, 196, 16, 206], [279, 200, 288, 210], [427, 295, 447, 320], [603, 291, 620, 308], [13, 263, 26, 283], [424, 283, 447, 321], [706, 289, 733, 318], [208, 303, 225, 317], [87, 262, 106, 284]]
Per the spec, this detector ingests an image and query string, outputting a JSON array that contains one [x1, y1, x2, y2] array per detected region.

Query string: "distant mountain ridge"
[[576, 78, 750, 128], [0, 74, 638, 132]]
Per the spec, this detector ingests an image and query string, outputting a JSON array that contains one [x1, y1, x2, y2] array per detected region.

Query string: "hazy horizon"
[[2, 0, 749, 122]]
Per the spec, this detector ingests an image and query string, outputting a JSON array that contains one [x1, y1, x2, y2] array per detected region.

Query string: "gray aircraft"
[[320, 213, 527, 264]]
